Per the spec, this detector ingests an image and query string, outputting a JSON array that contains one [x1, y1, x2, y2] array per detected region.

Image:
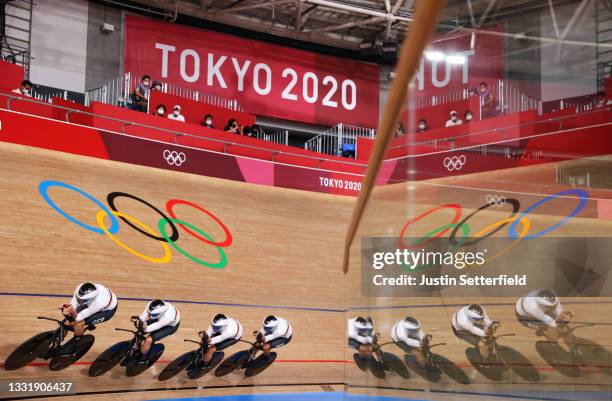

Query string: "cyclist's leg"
[[141, 323, 180, 355], [263, 335, 291, 357], [204, 337, 239, 364], [477, 338, 491, 359]]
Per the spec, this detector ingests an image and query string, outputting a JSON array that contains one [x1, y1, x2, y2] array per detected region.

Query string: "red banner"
[[414, 27, 505, 96], [124, 15, 380, 127]]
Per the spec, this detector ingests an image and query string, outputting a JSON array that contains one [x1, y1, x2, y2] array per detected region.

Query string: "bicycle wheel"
[[158, 350, 196, 381], [368, 356, 386, 379], [4, 331, 55, 370], [187, 351, 224, 379], [126, 343, 164, 377], [88, 340, 131, 377], [381, 352, 410, 379], [214, 350, 250, 377], [49, 335, 95, 371], [245, 352, 276, 377]]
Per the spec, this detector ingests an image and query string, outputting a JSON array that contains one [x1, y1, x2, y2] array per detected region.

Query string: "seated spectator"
[[201, 114, 214, 128], [224, 118, 241, 134], [464, 110, 474, 122], [131, 75, 151, 112], [12, 80, 32, 97], [154, 104, 166, 117], [152, 80, 163, 92], [479, 82, 497, 118], [595, 91, 611, 108], [251, 124, 264, 138], [468, 87, 478, 97], [242, 126, 253, 137], [394, 122, 406, 137], [445, 111, 462, 127], [167, 105, 185, 122], [417, 118, 427, 132]]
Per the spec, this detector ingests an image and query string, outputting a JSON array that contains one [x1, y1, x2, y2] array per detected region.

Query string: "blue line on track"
[[0, 292, 344, 313]]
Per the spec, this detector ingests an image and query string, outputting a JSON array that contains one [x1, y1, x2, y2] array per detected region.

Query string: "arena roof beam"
[[317, 16, 386, 33], [303, 0, 413, 22], [477, 0, 498, 27], [216, 0, 294, 14]]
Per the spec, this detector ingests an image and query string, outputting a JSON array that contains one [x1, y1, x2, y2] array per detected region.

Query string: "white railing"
[[494, 80, 542, 115], [407, 79, 542, 115], [84, 72, 244, 112], [254, 128, 289, 146], [304, 123, 375, 157], [30, 89, 68, 104]]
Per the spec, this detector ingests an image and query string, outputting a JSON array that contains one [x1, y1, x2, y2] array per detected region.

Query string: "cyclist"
[[348, 317, 375, 359], [201, 313, 243, 366], [515, 289, 573, 342], [391, 317, 429, 369], [62, 282, 118, 343], [452, 304, 496, 359], [131, 299, 180, 360], [255, 315, 293, 358]]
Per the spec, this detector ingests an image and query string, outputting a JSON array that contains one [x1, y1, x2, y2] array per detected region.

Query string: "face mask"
[[419, 124, 425, 130], [466, 114, 473, 121], [157, 109, 164, 115], [21, 88, 30, 95], [143, 81, 150, 87], [205, 119, 212, 125], [480, 87, 486, 92], [174, 111, 180, 116], [232, 123, 237, 128], [451, 116, 457, 121]]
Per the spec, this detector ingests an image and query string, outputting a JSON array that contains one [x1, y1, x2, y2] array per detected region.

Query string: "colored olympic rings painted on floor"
[[38, 180, 232, 268], [166, 199, 232, 247], [97, 210, 173, 264], [39, 181, 120, 235], [107, 192, 180, 243], [159, 218, 227, 268]]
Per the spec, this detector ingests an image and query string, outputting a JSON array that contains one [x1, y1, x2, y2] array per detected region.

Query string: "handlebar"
[[37, 316, 63, 324], [115, 327, 140, 335], [184, 339, 201, 345]]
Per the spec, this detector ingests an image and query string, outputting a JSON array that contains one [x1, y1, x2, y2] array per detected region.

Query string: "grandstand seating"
[[0, 61, 609, 183]]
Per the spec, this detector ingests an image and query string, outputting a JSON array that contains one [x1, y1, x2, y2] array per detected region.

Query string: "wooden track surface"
[[0, 141, 611, 400]]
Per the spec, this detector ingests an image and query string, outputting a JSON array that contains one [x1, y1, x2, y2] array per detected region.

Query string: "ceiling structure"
[[98, 0, 596, 52]]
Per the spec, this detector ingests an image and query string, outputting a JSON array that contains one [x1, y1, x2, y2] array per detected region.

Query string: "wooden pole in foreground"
[[342, 0, 447, 274]]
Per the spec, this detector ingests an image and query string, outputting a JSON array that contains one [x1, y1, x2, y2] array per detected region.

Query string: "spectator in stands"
[[167, 105, 186, 122], [417, 118, 427, 133], [479, 82, 496, 118], [242, 126, 253, 137], [201, 114, 214, 128], [595, 91, 611, 108], [152, 80, 163, 92], [464, 110, 474, 123], [394, 122, 406, 137], [468, 87, 478, 97], [132, 75, 151, 112], [251, 125, 264, 138], [445, 111, 462, 128], [224, 118, 241, 134], [13, 79, 32, 97], [154, 104, 166, 117]]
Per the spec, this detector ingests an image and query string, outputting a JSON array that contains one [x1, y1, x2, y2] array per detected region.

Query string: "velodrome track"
[[0, 141, 611, 400]]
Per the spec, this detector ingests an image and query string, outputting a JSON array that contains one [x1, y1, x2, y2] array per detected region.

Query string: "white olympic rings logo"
[[163, 150, 187, 166], [443, 155, 466, 172], [486, 194, 507, 207]]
